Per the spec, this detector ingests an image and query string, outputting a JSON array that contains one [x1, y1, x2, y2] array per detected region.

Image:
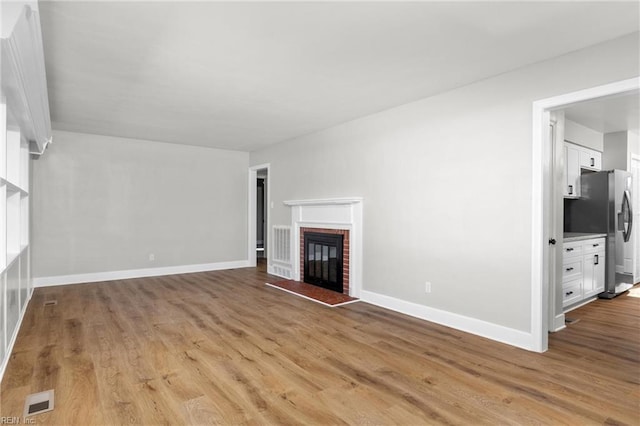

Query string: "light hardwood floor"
[[1, 265, 638, 425]]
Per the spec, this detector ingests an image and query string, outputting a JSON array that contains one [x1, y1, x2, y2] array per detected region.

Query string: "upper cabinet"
[[564, 142, 581, 198], [1, 2, 52, 156], [563, 119, 603, 198], [579, 148, 602, 171], [563, 142, 602, 198]]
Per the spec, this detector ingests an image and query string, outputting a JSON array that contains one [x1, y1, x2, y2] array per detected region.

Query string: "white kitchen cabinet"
[[582, 241, 606, 298], [562, 237, 606, 309], [562, 278, 583, 307], [564, 143, 581, 197], [579, 149, 602, 171], [563, 141, 602, 198]]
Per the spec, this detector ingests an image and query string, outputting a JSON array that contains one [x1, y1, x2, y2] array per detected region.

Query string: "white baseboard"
[[32, 260, 250, 288], [562, 295, 598, 314], [360, 290, 536, 351], [550, 313, 566, 332]]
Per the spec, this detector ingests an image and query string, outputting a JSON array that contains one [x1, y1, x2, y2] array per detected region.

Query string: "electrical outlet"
[[425, 281, 431, 293], [149, 253, 155, 261]]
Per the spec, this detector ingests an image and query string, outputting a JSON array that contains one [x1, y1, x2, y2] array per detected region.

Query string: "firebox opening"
[[303, 232, 344, 293]]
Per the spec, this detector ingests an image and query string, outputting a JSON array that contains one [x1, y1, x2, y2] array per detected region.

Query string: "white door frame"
[[248, 163, 271, 268], [631, 154, 640, 281], [531, 76, 639, 352]]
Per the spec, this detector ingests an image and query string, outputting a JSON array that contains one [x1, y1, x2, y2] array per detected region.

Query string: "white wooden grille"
[[272, 225, 291, 264]]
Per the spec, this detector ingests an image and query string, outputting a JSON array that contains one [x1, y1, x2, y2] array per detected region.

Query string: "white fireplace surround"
[[283, 197, 363, 298]]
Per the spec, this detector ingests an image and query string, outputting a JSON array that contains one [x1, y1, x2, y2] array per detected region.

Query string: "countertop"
[[563, 232, 607, 242]]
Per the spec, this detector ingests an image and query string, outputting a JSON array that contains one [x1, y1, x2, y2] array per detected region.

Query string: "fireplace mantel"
[[285, 197, 363, 298], [284, 197, 363, 206]]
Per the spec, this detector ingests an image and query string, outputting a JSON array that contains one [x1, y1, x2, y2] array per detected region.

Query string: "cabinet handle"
[[593, 244, 599, 247], [594, 254, 599, 265], [566, 247, 574, 252], [590, 157, 595, 167], [566, 267, 574, 272], [568, 185, 573, 195], [565, 291, 574, 296]]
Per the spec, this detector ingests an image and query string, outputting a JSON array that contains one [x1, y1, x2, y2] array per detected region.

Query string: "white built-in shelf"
[[0, 102, 6, 180], [2, 179, 27, 195], [1, 2, 46, 382], [0, 184, 5, 273], [1, 5, 52, 155], [5, 253, 20, 270]]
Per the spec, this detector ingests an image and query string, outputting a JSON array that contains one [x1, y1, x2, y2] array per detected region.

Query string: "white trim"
[[248, 163, 270, 268], [265, 283, 360, 308], [550, 314, 566, 332], [288, 197, 363, 298], [361, 290, 535, 351], [531, 103, 547, 353], [631, 155, 640, 281], [563, 296, 598, 314], [32, 260, 250, 288], [284, 197, 363, 206], [531, 76, 640, 353]]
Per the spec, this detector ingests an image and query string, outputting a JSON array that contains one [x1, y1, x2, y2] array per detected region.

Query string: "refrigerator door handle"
[[620, 190, 633, 242]]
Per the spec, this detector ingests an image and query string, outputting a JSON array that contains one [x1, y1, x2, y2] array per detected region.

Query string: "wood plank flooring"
[[1, 265, 638, 425]]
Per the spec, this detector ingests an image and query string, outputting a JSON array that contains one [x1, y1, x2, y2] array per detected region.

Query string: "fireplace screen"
[[304, 232, 343, 293]]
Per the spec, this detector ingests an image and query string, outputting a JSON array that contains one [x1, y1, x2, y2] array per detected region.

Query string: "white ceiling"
[[563, 92, 640, 134], [39, 1, 640, 152]]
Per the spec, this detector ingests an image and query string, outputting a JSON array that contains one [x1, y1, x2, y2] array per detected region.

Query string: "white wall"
[[32, 130, 249, 280], [250, 32, 639, 336]]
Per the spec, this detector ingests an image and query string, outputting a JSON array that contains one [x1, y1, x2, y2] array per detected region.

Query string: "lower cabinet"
[[582, 246, 606, 298], [562, 237, 605, 309]]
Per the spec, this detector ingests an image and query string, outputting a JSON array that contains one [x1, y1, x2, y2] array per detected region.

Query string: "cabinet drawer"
[[563, 242, 583, 258], [562, 259, 583, 280], [562, 279, 582, 307], [583, 238, 606, 254]]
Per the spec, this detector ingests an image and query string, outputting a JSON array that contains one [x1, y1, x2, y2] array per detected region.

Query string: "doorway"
[[532, 77, 639, 353], [248, 164, 270, 268], [256, 175, 267, 265]]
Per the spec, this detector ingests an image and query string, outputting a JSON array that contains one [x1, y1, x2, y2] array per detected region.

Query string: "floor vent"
[[24, 390, 55, 417], [43, 300, 57, 306]]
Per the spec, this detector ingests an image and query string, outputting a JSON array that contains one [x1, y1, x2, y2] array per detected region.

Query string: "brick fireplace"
[[300, 227, 350, 295], [283, 197, 363, 298]]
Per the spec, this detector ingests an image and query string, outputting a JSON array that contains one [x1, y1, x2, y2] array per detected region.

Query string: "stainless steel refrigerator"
[[565, 170, 634, 298]]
